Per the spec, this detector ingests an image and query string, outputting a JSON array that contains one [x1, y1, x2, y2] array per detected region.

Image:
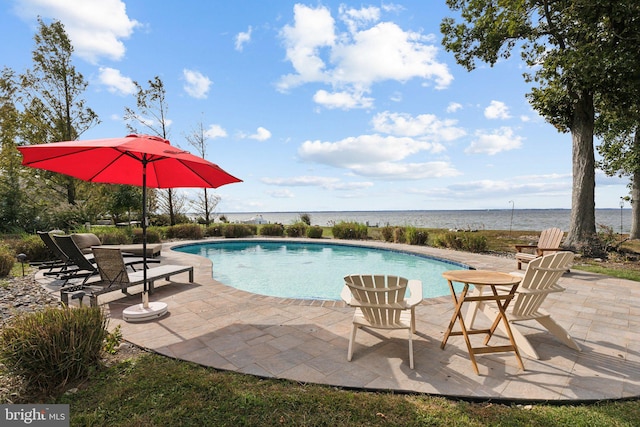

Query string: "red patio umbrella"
[[18, 134, 242, 319]]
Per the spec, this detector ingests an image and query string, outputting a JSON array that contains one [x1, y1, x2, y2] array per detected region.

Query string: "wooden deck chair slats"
[[515, 227, 564, 269], [342, 274, 421, 369], [466, 251, 578, 359]]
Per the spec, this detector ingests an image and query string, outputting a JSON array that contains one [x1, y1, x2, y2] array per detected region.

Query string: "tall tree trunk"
[[630, 130, 640, 239], [565, 91, 596, 249]]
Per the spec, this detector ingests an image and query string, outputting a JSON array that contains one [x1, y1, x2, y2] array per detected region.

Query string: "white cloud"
[[266, 189, 295, 198], [278, 4, 452, 109], [262, 176, 373, 190], [484, 100, 511, 119], [98, 67, 135, 95], [204, 124, 227, 139], [339, 5, 380, 33], [371, 111, 466, 142], [235, 26, 252, 51], [183, 69, 212, 99], [249, 127, 272, 141], [296, 133, 460, 180], [14, 0, 140, 63], [447, 102, 462, 113], [465, 127, 523, 155], [313, 89, 373, 109]]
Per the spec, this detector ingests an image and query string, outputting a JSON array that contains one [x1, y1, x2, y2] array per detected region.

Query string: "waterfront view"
[[220, 209, 632, 234]]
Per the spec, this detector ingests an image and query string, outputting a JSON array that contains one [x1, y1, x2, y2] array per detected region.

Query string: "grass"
[[4, 227, 640, 425], [53, 353, 640, 427]]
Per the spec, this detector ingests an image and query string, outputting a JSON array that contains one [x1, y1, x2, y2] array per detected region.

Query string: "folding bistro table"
[[441, 270, 524, 375]]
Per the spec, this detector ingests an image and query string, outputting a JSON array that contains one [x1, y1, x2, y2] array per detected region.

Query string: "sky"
[[0, 0, 628, 213]]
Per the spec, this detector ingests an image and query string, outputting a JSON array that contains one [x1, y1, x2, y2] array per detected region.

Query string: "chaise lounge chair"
[[515, 227, 564, 269], [61, 247, 193, 307], [465, 251, 579, 359], [71, 232, 163, 258], [53, 235, 154, 285], [341, 274, 423, 369]]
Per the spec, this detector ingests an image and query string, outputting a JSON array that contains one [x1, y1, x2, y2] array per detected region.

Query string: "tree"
[[440, 1, 639, 248], [124, 76, 181, 225], [592, 7, 640, 238], [0, 68, 24, 231], [18, 18, 99, 205], [184, 120, 221, 226]]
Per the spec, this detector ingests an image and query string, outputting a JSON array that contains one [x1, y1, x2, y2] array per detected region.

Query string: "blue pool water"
[[174, 241, 468, 300]]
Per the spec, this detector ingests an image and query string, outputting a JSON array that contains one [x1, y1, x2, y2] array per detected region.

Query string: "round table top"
[[442, 269, 521, 286]]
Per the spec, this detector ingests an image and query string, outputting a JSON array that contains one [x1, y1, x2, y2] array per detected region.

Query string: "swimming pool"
[[174, 240, 469, 300]]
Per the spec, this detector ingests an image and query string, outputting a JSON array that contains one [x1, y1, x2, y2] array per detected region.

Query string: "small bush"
[[307, 226, 324, 238], [406, 227, 429, 245], [380, 226, 394, 242], [0, 306, 108, 392], [95, 228, 132, 245], [223, 224, 256, 238], [299, 213, 311, 226], [0, 246, 15, 277], [433, 232, 487, 252], [132, 228, 162, 243], [204, 224, 224, 237], [332, 222, 368, 240], [12, 235, 53, 262], [392, 227, 405, 243], [285, 222, 307, 237], [166, 224, 204, 240], [259, 223, 285, 237]]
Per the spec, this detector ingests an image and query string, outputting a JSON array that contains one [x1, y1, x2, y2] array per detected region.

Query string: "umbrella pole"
[[142, 159, 149, 309]]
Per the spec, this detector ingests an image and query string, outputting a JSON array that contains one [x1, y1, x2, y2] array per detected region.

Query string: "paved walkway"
[[39, 238, 640, 402]]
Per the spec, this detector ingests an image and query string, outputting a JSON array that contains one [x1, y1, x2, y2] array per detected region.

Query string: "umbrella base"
[[123, 301, 168, 322]]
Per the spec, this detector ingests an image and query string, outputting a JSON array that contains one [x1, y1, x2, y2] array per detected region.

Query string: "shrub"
[[0, 246, 15, 277], [12, 235, 53, 262], [299, 213, 311, 226], [306, 226, 324, 238], [433, 232, 487, 252], [132, 227, 162, 243], [392, 227, 405, 243], [380, 226, 394, 242], [259, 223, 285, 237], [463, 234, 488, 252], [332, 222, 368, 240], [406, 227, 429, 246], [0, 306, 108, 392], [205, 224, 225, 237], [285, 222, 307, 237], [223, 224, 256, 238], [166, 224, 203, 240], [95, 228, 132, 245]]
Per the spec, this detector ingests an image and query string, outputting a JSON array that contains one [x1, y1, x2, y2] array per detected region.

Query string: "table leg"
[[441, 283, 480, 375], [483, 285, 525, 371]]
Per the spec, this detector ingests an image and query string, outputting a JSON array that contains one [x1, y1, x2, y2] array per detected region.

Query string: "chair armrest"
[[515, 244, 537, 251], [405, 280, 423, 307], [516, 284, 565, 295]]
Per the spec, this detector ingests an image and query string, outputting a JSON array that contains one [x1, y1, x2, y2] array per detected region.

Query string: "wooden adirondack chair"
[[466, 251, 579, 359], [341, 274, 422, 369], [515, 227, 564, 269]]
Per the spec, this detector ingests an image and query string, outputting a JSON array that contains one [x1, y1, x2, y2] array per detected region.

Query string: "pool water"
[[174, 241, 469, 300]]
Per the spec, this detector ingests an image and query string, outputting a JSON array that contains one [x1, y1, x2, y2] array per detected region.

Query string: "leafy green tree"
[[0, 68, 24, 231], [18, 18, 99, 205], [185, 119, 221, 226], [108, 184, 143, 224], [124, 76, 183, 225], [440, 1, 640, 248]]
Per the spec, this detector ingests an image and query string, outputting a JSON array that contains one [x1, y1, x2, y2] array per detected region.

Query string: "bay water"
[[221, 209, 631, 234]]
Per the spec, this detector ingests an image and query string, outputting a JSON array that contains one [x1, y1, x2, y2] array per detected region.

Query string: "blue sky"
[[1, 0, 627, 213]]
